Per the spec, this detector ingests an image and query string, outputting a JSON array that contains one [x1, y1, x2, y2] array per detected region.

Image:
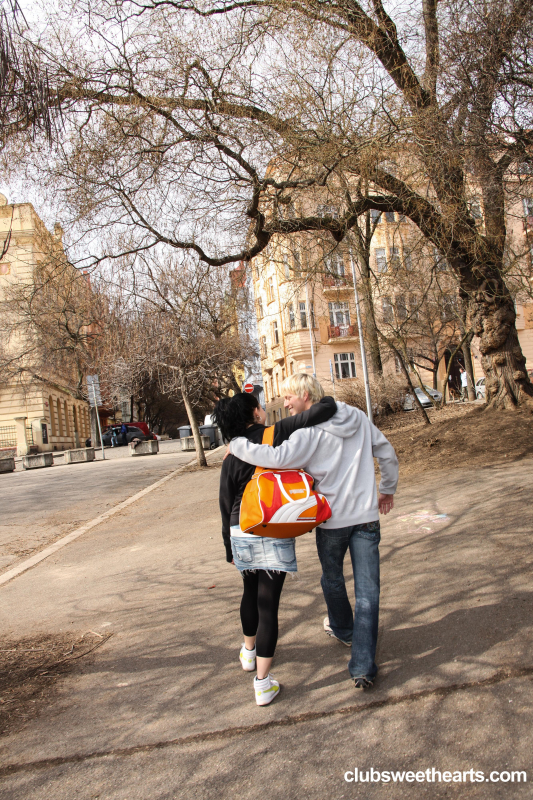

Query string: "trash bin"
[[199, 425, 220, 450], [178, 425, 192, 439]]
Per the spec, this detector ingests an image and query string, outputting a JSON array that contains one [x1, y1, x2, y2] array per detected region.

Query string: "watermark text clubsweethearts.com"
[[344, 768, 527, 784]]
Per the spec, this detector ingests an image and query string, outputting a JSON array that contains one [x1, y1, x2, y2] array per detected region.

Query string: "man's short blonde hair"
[[280, 373, 325, 403]]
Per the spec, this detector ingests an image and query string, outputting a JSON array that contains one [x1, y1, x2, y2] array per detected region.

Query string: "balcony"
[[327, 324, 358, 341], [322, 273, 354, 297]]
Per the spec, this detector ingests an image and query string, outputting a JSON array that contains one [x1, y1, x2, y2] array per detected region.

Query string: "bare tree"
[[97, 256, 255, 465], [2, 0, 533, 408], [0, 235, 104, 399]]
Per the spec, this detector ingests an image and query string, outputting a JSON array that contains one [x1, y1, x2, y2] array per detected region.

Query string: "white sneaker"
[[323, 616, 352, 647], [254, 674, 280, 706], [239, 644, 256, 672]]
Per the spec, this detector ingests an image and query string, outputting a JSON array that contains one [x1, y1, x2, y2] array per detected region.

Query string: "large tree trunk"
[[461, 335, 476, 401], [179, 370, 207, 467], [470, 288, 533, 409]]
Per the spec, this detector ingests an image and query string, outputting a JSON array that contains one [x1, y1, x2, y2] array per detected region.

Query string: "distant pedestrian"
[[460, 367, 468, 401], [111, 428, 119, 447], [120, 422, 128, 446]]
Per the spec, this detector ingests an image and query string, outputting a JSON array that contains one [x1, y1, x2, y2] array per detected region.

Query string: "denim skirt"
[[230, 527, 297, 573]]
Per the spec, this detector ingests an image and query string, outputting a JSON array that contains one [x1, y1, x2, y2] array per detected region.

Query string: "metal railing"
[[328, 324, 357, 339], [323, 274, 354, 288], [0, 426, 17, 448], [0, 424, 34, 448]]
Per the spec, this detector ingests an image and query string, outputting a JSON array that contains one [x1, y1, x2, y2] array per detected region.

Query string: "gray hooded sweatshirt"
[[229, 402, 399, 529]]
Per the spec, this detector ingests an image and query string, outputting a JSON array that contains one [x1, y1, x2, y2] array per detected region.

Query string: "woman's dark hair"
[[212, 393, 260, 442]]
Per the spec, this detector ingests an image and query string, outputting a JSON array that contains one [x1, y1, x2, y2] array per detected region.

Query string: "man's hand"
[[378, 493, 394, 515]]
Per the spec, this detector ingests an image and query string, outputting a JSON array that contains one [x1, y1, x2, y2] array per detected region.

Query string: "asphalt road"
[[0, 447, 202, 573], [0, 456, 532, 799]]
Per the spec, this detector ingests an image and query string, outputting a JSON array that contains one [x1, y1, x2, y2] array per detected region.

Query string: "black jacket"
[[219, 397, 337, 561]]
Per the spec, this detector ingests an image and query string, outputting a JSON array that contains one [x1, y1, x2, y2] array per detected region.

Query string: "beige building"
[[252, 199, 533, 419], [0, 195, 91, 454]]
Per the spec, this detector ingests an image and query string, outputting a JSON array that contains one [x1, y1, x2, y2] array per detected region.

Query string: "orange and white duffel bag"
[[239, 426, 332, 538]]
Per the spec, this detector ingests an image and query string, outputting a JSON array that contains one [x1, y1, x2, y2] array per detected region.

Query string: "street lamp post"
[[305, 281, 317, 377], [350, 254, 374, 424]]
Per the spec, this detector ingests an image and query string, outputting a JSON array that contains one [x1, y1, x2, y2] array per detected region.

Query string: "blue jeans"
[[316, 521, 380, 680]]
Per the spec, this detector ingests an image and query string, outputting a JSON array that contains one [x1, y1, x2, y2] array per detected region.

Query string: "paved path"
[[0, 458, 532, 799]]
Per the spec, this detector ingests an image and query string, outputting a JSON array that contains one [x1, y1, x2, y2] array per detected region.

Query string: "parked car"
[[101, 425, 149, 446], [475, 377, 486, 399], [403, 385, 443, 411]]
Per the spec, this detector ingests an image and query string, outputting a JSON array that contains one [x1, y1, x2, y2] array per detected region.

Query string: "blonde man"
[[229, 373, 398, 690]]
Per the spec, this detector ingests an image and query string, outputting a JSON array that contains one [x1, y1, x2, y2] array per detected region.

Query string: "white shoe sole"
[[255, 683, 280, 706]]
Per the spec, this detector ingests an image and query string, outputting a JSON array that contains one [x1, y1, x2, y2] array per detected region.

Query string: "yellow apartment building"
[[252, 196, 533, 420], [0, 194, 91, 454]]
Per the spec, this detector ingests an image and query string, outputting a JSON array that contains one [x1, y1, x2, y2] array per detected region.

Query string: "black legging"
[[240, 570, 287, 658]]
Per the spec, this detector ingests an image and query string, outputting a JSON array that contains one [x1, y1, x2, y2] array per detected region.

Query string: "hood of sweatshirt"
[[315, 401, 365, 439]]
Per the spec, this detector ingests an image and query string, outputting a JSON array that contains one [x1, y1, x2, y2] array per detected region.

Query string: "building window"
[[264, 383, 269, 403], [272, 320, 279, 345], [293, 250, 301, 274], [288, 303, 295, 329], [257, 297, 264, 319], [275, 373, 280, 396], [469, 198, 483, 220], [282, 367, 286, 380], [403, 251, 412, 270], [317, 204, 339, 218], [395, 295, 407, 321], [334, 352, 356, 379], [56, 399, 63, 436], [283, 253, 291, 280], [260, 336, 267, 357], [64, 401, 70, 436], [390, 247, 401, 270], [267, 276, 275, 303], [384, 211, 395, 223], [523, 197, 533, 216], [290, 361, 294, 374], [329, 301, 350, 326], [370, 209, 381, 223], [324, 251, 345, 276], [382, 297, 393, 323], [299, 301, 307, 328], [49, 396, 56, 436], [442, 294, 457, 318], [375, 248, 387, 273], [433, 247, 448, 271], [409, 294, 420, 319]]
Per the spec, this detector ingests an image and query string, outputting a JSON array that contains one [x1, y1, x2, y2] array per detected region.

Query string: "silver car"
[[403, 385, 443, 410], [475, 377, 486, 399]]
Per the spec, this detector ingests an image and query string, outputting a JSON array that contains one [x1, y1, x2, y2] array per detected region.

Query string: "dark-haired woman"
[[212, 391, 336, 705]]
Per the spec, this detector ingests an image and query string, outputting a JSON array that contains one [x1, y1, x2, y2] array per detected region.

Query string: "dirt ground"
[[377, 401, 533, 478], [0, 632, 112, 738]]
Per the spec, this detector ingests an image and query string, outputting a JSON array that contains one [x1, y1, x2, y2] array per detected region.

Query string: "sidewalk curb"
[[0, 449, 224, 588]]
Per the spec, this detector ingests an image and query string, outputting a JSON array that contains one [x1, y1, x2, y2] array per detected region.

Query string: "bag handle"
[[253, 425, 275, 477], [273, 471, 311, 504]]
